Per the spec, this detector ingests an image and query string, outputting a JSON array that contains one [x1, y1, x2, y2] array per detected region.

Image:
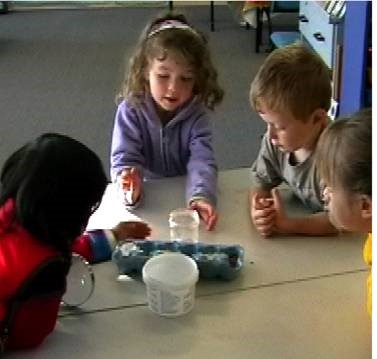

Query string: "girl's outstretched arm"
[[110, 100, 145, 182], [72, 222, 151, 263]]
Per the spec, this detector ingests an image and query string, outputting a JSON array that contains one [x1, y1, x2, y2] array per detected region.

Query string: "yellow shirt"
[[363, 233, 372, 316]]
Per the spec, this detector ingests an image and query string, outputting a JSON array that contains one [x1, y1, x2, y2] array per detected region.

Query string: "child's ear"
[[360, 195, 372, 220], [311, 108, 328, 124]]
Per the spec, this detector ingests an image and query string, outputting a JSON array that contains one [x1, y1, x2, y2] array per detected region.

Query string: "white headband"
[[147, 20, 197, 38]]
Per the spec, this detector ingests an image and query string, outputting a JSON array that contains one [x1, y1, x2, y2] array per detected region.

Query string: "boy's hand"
[[270, 188, 291, 234], [119, 167, 142, 205], [111, 221, 151, 241], [190, 199, 218, 231], [250, 192, 275, 237]]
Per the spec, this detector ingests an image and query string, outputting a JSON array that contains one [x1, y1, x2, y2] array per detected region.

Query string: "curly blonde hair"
[[250, 42, 331, 121], [116, 12, 223, 110]]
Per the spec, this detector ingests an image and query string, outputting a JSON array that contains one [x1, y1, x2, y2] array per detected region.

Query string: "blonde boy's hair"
[[250, 42, 331, 121]]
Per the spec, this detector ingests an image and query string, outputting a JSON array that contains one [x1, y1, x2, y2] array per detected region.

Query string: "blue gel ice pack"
[[112, 240, 244, 281]]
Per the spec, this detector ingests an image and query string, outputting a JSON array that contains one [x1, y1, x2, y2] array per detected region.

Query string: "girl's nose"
[[168, 77, 181, 94], [167, 78, 178, 93]]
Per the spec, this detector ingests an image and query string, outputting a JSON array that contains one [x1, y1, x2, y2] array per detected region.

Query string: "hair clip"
[[147, 19, 196, 38]]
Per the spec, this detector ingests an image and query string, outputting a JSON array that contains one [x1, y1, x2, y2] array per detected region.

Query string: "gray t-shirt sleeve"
[[296, 164, 325, 212], [250, 133, 282, 189]]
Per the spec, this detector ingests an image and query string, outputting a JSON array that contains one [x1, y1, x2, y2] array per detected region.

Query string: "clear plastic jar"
[[169, 208, 200, 242]]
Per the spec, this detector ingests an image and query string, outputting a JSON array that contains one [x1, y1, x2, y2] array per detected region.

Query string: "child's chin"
[[276, 145, 288, 153], [329, 216, 347, 231], [161, 105, 178, 113], [161, 99, 179, 108]]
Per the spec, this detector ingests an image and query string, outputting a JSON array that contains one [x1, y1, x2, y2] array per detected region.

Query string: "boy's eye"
[[267, 123, 284, 131], [275, 126, 285, 131], [272, 123, 285, 131]]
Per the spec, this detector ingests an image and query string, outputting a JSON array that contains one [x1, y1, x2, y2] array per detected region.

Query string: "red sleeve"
[[72, 234, 94, 263]]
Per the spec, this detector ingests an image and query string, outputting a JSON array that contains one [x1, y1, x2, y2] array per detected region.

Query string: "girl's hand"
[[119, 167, 142, 205], [190, 199, 218, 231], [111, 221, 151, 241], [251, 192, 275, 237]]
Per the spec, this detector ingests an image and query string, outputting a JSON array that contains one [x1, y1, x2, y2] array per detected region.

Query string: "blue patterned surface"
[[113, 240, 244, 281]]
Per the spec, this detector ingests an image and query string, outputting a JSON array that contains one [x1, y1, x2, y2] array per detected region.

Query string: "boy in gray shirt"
[[249, 43, 337, 237]]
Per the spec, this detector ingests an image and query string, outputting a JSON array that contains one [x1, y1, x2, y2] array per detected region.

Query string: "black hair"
[[0, 133, 108, 257]]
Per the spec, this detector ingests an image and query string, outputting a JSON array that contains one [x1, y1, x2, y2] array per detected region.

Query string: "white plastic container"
[[142, 253, 199, 317]]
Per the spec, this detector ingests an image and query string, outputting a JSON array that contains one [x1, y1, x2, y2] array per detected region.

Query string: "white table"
[[79, 168, 367, 311], [7, 168, 371, 358], [9, 273, 370, 359]]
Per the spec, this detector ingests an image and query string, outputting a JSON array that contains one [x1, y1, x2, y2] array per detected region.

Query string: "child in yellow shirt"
[[315, 109, 372, 315]]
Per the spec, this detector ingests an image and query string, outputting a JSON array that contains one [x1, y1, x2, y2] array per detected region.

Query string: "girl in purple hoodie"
[[111, 12, 224, 230]]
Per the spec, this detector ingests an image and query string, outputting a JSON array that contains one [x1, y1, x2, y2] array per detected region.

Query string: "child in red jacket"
[[0, 133, 150, 353]]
